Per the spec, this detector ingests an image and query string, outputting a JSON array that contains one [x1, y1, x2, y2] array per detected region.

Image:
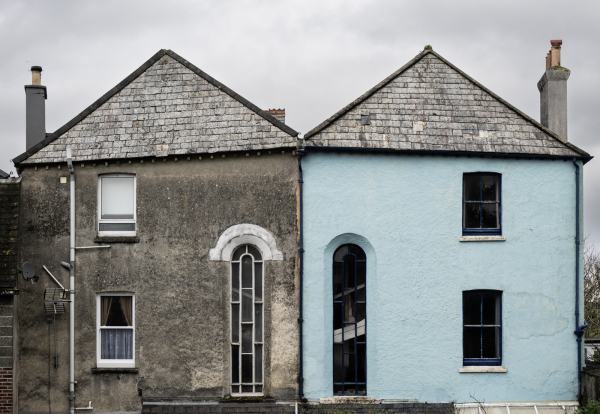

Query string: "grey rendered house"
[[12, 50, 300, 413]]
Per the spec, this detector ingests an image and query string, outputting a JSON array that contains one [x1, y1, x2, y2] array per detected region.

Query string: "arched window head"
[[333, 244, 366, 395]]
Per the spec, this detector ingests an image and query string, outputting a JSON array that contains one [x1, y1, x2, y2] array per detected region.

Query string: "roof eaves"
[[13, 49, 167, 166], [0, 169, 9, 179], [165, 50, 299, 138]]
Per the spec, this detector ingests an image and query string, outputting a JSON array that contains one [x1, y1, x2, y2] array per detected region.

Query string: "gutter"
[[573, 158, 587, 401], [66, 148, 76, 414], [303, 146, 593, 164], [297, 150, 305, 400]]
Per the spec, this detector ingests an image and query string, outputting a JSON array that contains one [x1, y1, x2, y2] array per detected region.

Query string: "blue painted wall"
[[302, 151, 584, 403]]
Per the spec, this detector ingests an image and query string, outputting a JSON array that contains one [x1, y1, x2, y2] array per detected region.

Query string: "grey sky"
[[1, 0, 599, 245]]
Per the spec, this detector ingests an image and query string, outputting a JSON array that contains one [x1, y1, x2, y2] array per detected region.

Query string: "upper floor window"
[[98, 175, 136, 236], [97, 293, 135, 368], [463, 290, 501, 366], [463, 173, 501, 235]]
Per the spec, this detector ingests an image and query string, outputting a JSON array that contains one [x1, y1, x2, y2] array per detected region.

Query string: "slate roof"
[[304, 48, 588, 158], [0, 169, 8, 179], [14, 50, 298, 165]]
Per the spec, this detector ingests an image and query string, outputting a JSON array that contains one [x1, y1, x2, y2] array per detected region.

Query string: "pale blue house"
[[298, 43, 591, 408]]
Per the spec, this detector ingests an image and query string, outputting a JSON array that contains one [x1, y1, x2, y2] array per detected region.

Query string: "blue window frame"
[[463, 173, 501, 235], [463, 290, 502, 366], [333, 244, 366, 395]]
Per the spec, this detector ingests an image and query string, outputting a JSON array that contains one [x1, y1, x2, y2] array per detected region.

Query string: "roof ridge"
[[13, 49, 298, 165], [304, 49, 588, 157]]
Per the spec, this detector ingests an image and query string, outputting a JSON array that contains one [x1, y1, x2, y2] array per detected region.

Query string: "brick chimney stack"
[[538, 40, 569, 141], [25, 66, 47, 150], [266, 109, 285, 125]]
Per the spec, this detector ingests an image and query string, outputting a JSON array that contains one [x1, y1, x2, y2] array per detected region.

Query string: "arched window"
[[333, 244, 366, 395], [230, 245, 263, 395]]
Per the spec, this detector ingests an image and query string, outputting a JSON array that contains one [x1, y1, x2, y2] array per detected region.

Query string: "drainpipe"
[[573, 158, 587, 401], [66, 148, 75, 414], [297, 150, 305, 400]]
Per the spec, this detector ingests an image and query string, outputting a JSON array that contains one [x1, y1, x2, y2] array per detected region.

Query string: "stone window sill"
[[91, 367, 139, 374], [94, 236, 140, 243], [460, 366, 507, 373], [460, 236, 505, 242]]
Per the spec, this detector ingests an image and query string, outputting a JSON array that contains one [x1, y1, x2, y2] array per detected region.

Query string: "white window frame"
[[230, 245, 264, 396], [96, 293, 135, 368], [97, 174, 137, 237]]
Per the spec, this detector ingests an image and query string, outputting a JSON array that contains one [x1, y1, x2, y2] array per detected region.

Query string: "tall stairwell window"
[[230, 245, 263, 395], [333, 244, 366, 395]]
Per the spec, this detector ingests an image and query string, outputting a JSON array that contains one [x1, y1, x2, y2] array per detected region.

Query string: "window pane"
[[464, 203, 481, 228], [255, 304, 263, 342], [333, 344, 343, 382], [464, 292, 481, 325], [356, 303, 366, 324], [464, 175, 481, 201], [482, 293, 499, 325], [356, 262, 366, 302], [99, 223, 136, 232], [464, 327, 481, 358], [344, 354, 356, 383], [357, 333, 366, 344], [242, 289, 253, 322], [334, 303, 343, 332], [242, 385, 252, 393], [334, 246, 348, 262], [231, 263, 240, 302], [481, 203, 499, 228], [334, 384, 343, 394], [242, 324, 252, 353], [357, 343, 366, 383], [344, 384, 356, 394], [247, 245, 262, 261], [232, 246, 246, 262], [101, 328, 133, 359], [101, 177, 134, 219], [482, 176, 499, 201], [349, 245, 366, 261], [343, 332, 356, 353], [343, 255, 356, 289], [241, 355, 253, 383], [255, 344, 263, 383], [344, 291, 356, 322], [242, 256, 253, 288], [482, 327, 499, 358], [231, 385, 239, 393], [254, 263, 263, 301], [105, 297, 130, 327], [231, 345, 239, 383], [333, 263, 343, 297], [231, 304, 239, 343], [255, 385, 262, 393]]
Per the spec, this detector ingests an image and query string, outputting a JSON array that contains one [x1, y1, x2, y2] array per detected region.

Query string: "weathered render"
[[13, 50, 300, 413]]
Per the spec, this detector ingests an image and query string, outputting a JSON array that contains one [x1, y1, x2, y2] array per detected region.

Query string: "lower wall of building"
[[0, 296, 13, 414]]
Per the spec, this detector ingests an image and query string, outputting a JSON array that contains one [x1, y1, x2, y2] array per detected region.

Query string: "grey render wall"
[[16, 152, 299, 413]]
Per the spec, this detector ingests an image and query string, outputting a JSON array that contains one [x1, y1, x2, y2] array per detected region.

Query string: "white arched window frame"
[[209, 224, 282, 396]]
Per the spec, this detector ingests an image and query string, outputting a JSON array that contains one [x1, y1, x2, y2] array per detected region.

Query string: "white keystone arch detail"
[[209, 223, 283, 261]]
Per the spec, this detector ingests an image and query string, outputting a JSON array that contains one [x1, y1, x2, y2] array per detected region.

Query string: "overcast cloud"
[[1, 0, 599, 245]]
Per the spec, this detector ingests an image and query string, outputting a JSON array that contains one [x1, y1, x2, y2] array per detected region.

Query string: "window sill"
[[460, 366, 507, 373], [91, 367, 139, 374], [95, 236, 139, 243], [460, 236, 505, 242]]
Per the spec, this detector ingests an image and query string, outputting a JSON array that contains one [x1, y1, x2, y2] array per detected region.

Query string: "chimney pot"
[[31, 66, 42, 85], [266, 108, 286, 125]]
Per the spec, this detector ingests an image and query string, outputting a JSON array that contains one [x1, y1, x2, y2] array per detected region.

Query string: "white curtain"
[[101, 329, 133, 359]]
